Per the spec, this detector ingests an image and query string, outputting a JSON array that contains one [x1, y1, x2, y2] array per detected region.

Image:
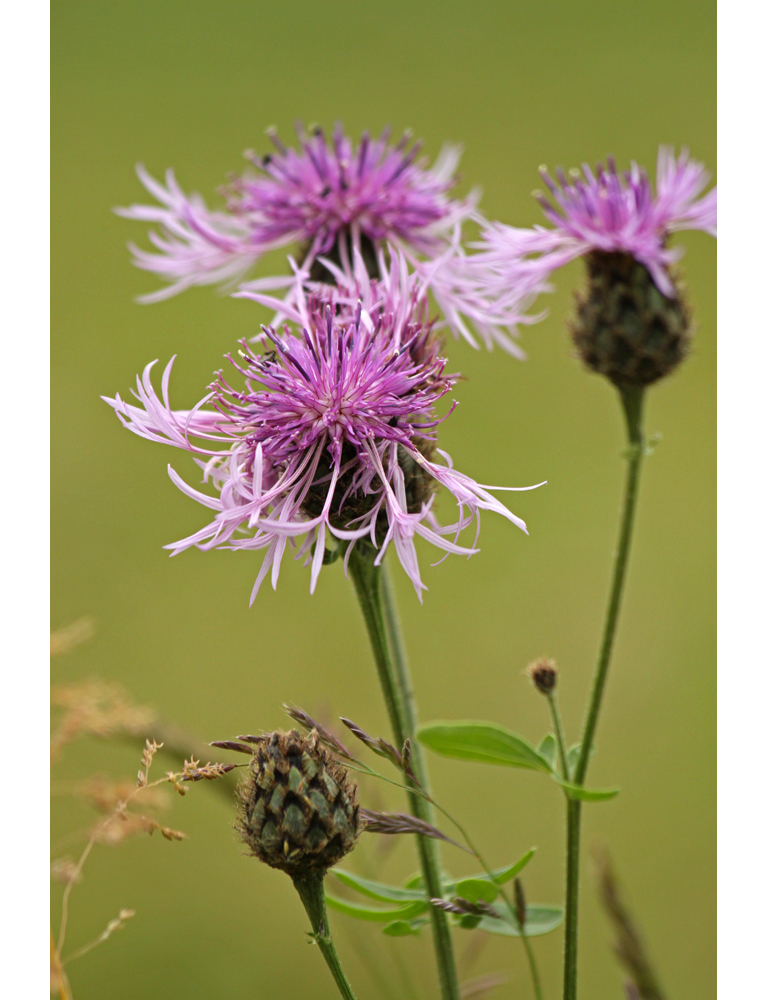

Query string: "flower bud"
[[527, 657, 558, 695], [571, 251, 691, 387], [236, 729, 361, 877]]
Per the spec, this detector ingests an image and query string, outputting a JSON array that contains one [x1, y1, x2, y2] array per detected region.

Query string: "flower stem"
[[521, 930, 544, 1000], [563, 385, 645, 1000], [292, 872, 358, 1000], [348, 546, 460, 1000], [546, 692, 570, 782]]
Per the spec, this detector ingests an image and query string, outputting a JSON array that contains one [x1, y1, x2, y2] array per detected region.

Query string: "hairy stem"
[[348, 547, 460, 1000], [563, 385, 645, 1000], [292, 872, 358, 1000]]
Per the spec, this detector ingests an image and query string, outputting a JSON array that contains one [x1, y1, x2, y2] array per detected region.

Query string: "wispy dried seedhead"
[[51, 858, 81, 885], [138, 738, 163, 786], [50, 617, 95, 658], [64, 908, 136, 966], [361, 808, 465, 850], [595, 848, 666, 1000], [340, 716, 420, 783], [50, 679, 156, 759], [79, 776, 169, 813], [96, 811, 186, 846], [167, 757, 239, 795]]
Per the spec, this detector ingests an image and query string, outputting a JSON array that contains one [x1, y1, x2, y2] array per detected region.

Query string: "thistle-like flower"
[[117, 123, 540, 354], [475, 147, 716, 297], [468, 147, 717, 385], [104, 255, 539, 601]]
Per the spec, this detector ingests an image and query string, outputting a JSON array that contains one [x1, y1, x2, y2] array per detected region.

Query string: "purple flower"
[[104, 254, 541, 602], [470, 147, 716, 298], [117, 124, 540, 354]]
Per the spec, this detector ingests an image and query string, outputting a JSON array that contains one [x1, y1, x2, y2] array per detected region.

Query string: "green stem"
[[563, 798, 581, 1000], [563, 385, 645, 1000], [521, 930, 544, 1000], [546, 692, 570, 782], [292, 872, 358, 1000], [380, 562, 411, 704], [348, 547, 460, 1000]]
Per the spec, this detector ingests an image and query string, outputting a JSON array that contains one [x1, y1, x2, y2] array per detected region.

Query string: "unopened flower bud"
[[236, 729, 361, 878], [571, 251, 691, 388], [527, 657, 558, 695]]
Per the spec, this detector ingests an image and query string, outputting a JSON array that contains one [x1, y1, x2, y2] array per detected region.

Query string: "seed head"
[[527, 657, 558, 695], [236, 729, 361, 877]]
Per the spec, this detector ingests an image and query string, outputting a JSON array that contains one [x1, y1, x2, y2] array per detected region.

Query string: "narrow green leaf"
[[554, 779, 620, 802], [442, 849, 536, 894], [402, 870, 453, 891], [417, 721, 552, 772], [452, 878, 499, 904], [402, 871, 425, 890], [537, 734, 557, 770], [325, 894, 429, 923], [382, 918, 427, 937], [458, 913, 482, 929], [333, 870, 427, 903], [467, 901, 564, 937]]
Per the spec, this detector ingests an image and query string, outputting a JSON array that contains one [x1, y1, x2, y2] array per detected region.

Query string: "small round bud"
[[571, 251, 691, 388], [527, 657, 558, 695], [236, 729, 361, 877]]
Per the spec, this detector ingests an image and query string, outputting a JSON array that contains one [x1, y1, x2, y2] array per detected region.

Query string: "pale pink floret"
[[104, 256, 542, 602], [117, 124, 543, 353], [470, 147, 717, 298]]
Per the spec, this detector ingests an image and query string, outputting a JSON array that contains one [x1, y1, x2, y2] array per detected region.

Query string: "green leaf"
[[333, 870, 427, 903], [402, 871, 425, 890], [382, 918, 427, 937], [469, 901, 564, 937], [457, 914, 482, 929], [325, 894, 429, 923], [417, 721, 552, 772], [442, 849, 536, 894], [554, 779, 620, 802], [401, 870, 453, 891], [537, 734, 557, 770], [452, 878, 499, 904], [566, 743, 596, 774]]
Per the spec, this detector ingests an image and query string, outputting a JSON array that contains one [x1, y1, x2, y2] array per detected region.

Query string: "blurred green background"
[[51, 2, 715, 997]]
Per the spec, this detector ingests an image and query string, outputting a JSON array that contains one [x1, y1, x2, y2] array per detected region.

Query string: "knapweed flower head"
[[118, 123, 541, 354], [119, 123, 469, 298], [473, 146, 716, 298], [104, 255, 538, 601], [469, 148, 716, 387]]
